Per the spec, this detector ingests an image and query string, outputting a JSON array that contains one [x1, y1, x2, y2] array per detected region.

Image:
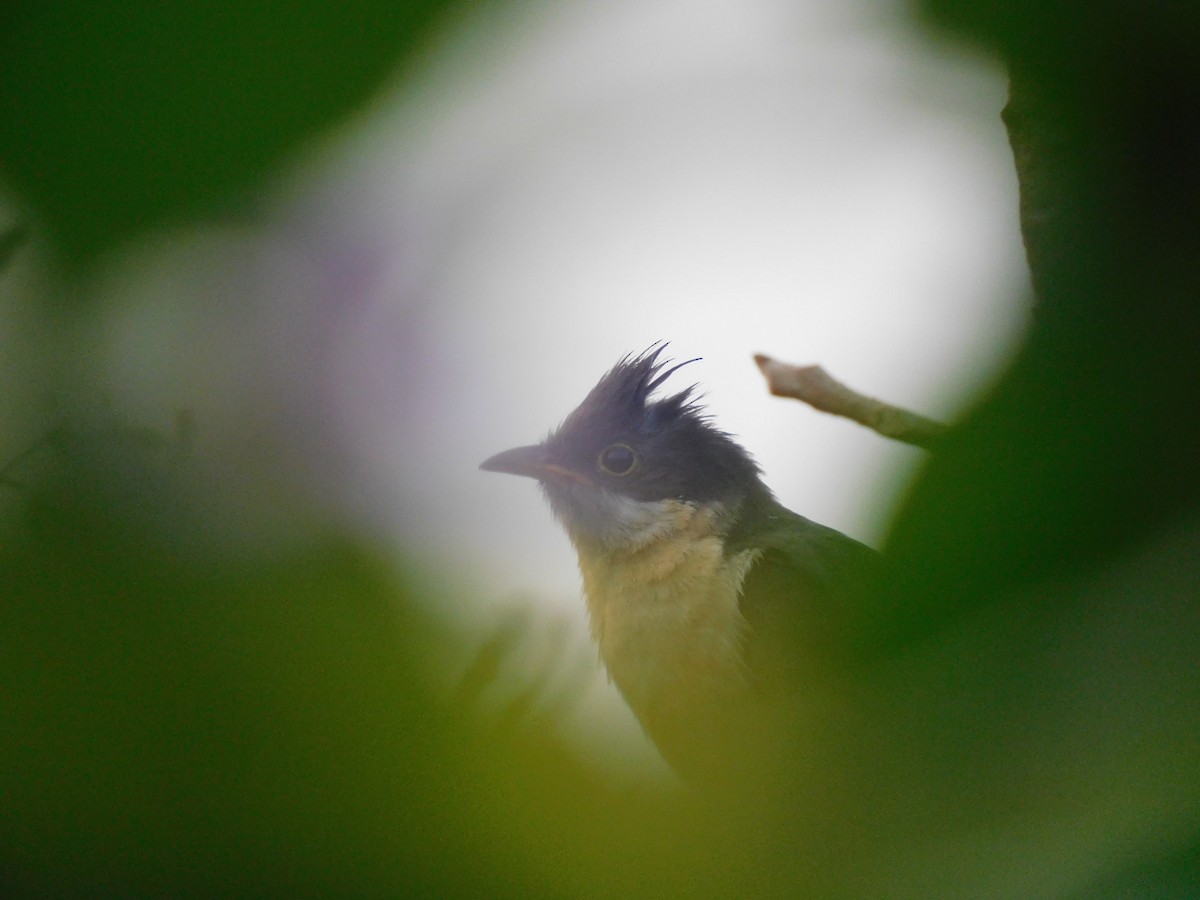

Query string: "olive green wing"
[[727, 504, 878, 692]]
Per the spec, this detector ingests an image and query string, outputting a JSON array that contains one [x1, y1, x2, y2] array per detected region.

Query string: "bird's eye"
[[597, 443, 638, 476]]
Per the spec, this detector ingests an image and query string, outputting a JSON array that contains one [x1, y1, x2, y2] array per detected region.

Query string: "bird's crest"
[[559, 343, 704, 439]]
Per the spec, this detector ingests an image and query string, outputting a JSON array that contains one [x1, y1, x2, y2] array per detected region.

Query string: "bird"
[[481, 345, 877, 784]]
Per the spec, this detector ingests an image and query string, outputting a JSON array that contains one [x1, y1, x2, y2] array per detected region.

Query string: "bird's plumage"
[[726, 503, 877, 694], [481, 346, 876, 782]]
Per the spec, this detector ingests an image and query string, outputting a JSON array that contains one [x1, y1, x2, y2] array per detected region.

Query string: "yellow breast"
[[571, 499, 759, 754]]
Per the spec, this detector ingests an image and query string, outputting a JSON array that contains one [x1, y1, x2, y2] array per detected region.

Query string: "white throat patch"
[[544, 484, 688, 554]]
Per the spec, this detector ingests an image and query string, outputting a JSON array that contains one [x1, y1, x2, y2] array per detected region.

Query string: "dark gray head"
[[481, 346, 769, 545]]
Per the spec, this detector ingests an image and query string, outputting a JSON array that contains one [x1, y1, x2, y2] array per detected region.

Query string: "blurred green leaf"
[[868, 0, 1200, 651], [0, 0, 469, 267]]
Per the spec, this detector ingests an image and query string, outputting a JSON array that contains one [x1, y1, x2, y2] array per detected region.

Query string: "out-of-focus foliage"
[[1, 464, 471, 894], [868, 0, 1200, 892], [0, 0, 1198, 896], [880, 0, 1200, 647], [0, 0, 465, 267]]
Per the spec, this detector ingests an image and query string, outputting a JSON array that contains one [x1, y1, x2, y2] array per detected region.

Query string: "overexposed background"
[[81, 0, 1029, 772], [344, 0, 1028, 595]]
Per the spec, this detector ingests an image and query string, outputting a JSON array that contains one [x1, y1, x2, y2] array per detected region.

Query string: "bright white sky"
[[90, 0, 1030, 775]]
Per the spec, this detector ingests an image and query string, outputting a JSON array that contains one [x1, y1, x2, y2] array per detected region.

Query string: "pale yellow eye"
[[597, 443, 637, 476]]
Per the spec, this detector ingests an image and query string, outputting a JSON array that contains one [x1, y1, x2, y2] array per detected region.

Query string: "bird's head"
[[481, 346, 769, 551]]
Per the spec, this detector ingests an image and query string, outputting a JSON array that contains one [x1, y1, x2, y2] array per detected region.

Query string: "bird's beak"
[[480, 444, 595, 487]]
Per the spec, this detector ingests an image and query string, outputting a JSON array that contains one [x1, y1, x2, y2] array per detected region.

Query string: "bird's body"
[[572, 497, 759, 768], [482, 347, 875, 781]]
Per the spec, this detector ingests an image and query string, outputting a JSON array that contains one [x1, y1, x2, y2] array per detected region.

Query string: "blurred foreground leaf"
[[0, 425, 483, 893], [0, 0, 467, 267]]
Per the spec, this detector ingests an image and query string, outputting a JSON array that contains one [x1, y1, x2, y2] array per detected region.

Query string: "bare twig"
[[754, 354, 948, 449]]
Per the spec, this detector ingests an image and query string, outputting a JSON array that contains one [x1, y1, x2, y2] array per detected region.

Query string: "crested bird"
[[481, 346, 876, 784]]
